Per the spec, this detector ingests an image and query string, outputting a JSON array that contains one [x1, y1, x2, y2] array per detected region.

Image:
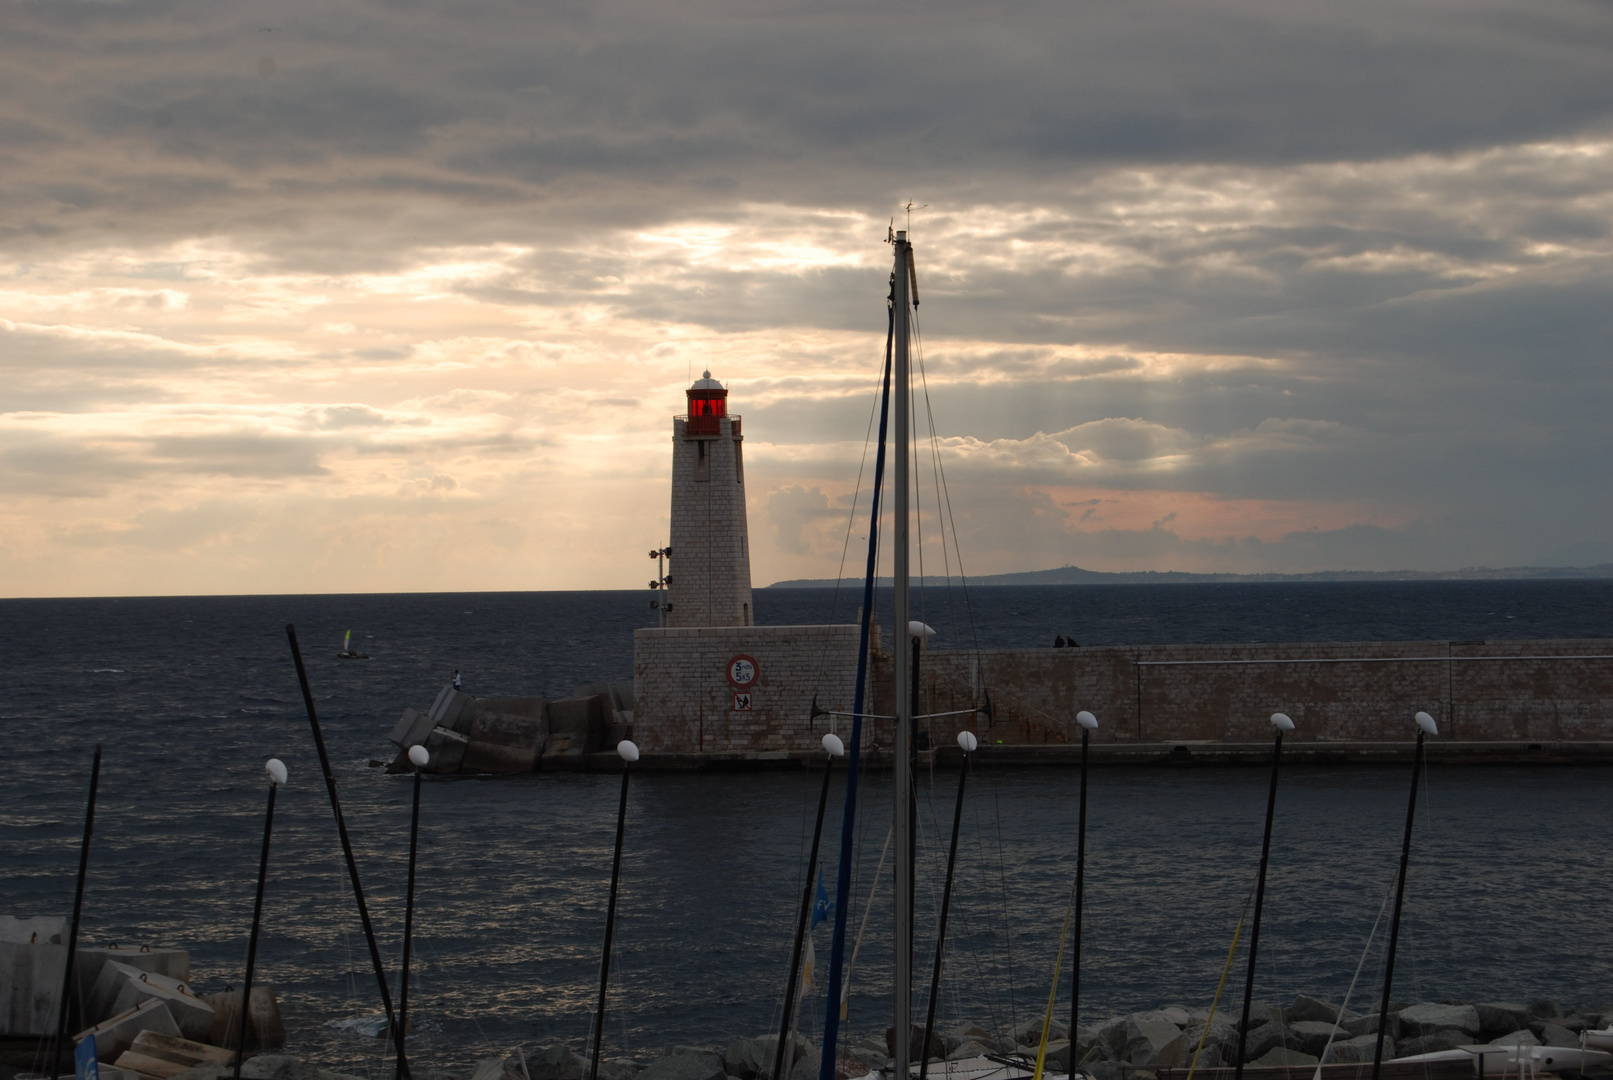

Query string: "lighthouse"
[[633, 372, 863, 757], [665, 371, 754, 627]]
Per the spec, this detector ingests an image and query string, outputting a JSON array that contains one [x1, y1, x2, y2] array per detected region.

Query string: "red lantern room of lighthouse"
[[685, 372, 730, 436]]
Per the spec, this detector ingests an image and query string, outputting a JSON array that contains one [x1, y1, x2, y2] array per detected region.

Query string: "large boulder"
[[947, 1041, 994, 1062], [1288, 1021, 1350, 1058], [1399, 1004, 1480, 1039], [1240, 1022, 1291, 1063], [1092, 1018, 1130, 1060], [1476, 1003, 1531, 1035], [1537, 1023, 1579, 1048], [1034, 1039, 1073, 1072], [942, 1024, 992, 1055], [528, 1046, 584, 1080], [1013, 1018, 1068, 1047], [1322, 1034, 1390, 1064], [1253, 1048, 1318, 1067], [723, 1037, 810, 1080], [598, 1062, 640, 1080], [1156, 1033, 1228, 1071], [1342, 1012, 1387, 1038], [637, 1052, 725, 1080], [1395, 1030, 1468, 1056], [1168, 1015, 1237, 1067], [1291, 995, 1350, 1025], [1243, 1003, 1287, 1029], [885, 1026, 943, 1062], [1119, 1017, 1184, 1066], [1488, 1031, 1539, 1048], [1527, 1001, 1560, 1020], [1069, 1025, 1107, 1064], [1152, 1035, 1190, 1070]]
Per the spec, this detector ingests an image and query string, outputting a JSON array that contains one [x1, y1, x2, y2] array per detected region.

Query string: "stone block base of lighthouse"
[[633, 624, 869, 756]]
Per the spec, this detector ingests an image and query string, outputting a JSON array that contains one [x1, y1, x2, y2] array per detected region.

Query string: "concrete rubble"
[[385, 682, 635, 775], [1, 919, 285, 1080]]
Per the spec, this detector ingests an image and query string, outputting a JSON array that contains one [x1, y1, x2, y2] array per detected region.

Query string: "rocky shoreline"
[[135, 994, 1613, 1080]]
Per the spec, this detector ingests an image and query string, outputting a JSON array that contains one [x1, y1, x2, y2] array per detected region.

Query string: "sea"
[[2, 580, 1611, 1076]]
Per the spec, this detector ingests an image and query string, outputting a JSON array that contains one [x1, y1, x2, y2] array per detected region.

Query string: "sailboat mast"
[[891, 231, 913, 1080]]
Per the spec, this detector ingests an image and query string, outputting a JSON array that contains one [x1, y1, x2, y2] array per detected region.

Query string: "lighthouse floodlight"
[[957, 731, 979, 753], [1271, 712, 1295, 731], [1415, 711, 1438, 735], [408, 745, 430, 768], [1076, 710, 1098, 730], [822, 733, 845, 757], [265, 758, 288, 786], [908, 621, 937, 639], [617, 740, 641, 763]]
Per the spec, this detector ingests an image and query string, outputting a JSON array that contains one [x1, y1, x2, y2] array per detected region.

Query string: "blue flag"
[[75, 1036, 99, 1080], [811, 870, 834, 929]]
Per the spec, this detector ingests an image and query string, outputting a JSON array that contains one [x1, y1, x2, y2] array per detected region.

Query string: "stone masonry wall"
[[875, 638, 1613, 747], [666, 416, 753, 628], [633, 624, 866, 753]]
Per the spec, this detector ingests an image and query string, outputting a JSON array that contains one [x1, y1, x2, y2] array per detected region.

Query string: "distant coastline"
[[766, 562, 1613, 588]]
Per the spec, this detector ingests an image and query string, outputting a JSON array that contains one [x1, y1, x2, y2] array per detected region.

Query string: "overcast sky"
[[4, 0, 1612, 597]]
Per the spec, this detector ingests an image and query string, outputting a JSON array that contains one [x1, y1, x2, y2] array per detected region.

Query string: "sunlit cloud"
[[2, 0, 1612, 594]]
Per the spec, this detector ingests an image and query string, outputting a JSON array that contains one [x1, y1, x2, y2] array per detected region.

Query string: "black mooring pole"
[[234, 760, 285, 1080], [1234, 713, 1293, 1080], [590, 741, 638, 1080], [285, 625, 399, 1057], [774, 736, 845, 1080], [1371, 712, 1436, 1080], [1071, 711, 1098, 1071], [397, 746, 429, 1080], [919, 731, 977, 1080], [49, 746, 101, 1078]]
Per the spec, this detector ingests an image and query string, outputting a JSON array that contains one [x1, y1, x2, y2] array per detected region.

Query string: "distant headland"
[[765, 563, 1613, 588]]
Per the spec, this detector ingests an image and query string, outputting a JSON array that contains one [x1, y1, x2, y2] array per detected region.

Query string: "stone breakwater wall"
[[866, 638, 1613, 751], [630, 634, 1613, 762], [400, 994, 1612, 1080]]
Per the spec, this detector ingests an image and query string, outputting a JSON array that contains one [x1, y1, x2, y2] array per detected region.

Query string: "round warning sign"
[[727, 654, 759, 689]]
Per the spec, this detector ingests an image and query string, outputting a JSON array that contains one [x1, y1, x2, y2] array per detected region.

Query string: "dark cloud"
[[4, 0, 1613, 587]]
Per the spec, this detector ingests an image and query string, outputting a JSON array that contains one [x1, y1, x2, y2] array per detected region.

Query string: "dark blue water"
[[1, 582, 1610, 1076]]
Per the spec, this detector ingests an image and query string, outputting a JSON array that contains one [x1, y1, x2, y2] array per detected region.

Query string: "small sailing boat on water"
[[336, 630, 370, 660]]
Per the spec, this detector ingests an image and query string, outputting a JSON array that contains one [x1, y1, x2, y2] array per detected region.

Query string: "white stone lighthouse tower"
[[665, 371, 754, 627]]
